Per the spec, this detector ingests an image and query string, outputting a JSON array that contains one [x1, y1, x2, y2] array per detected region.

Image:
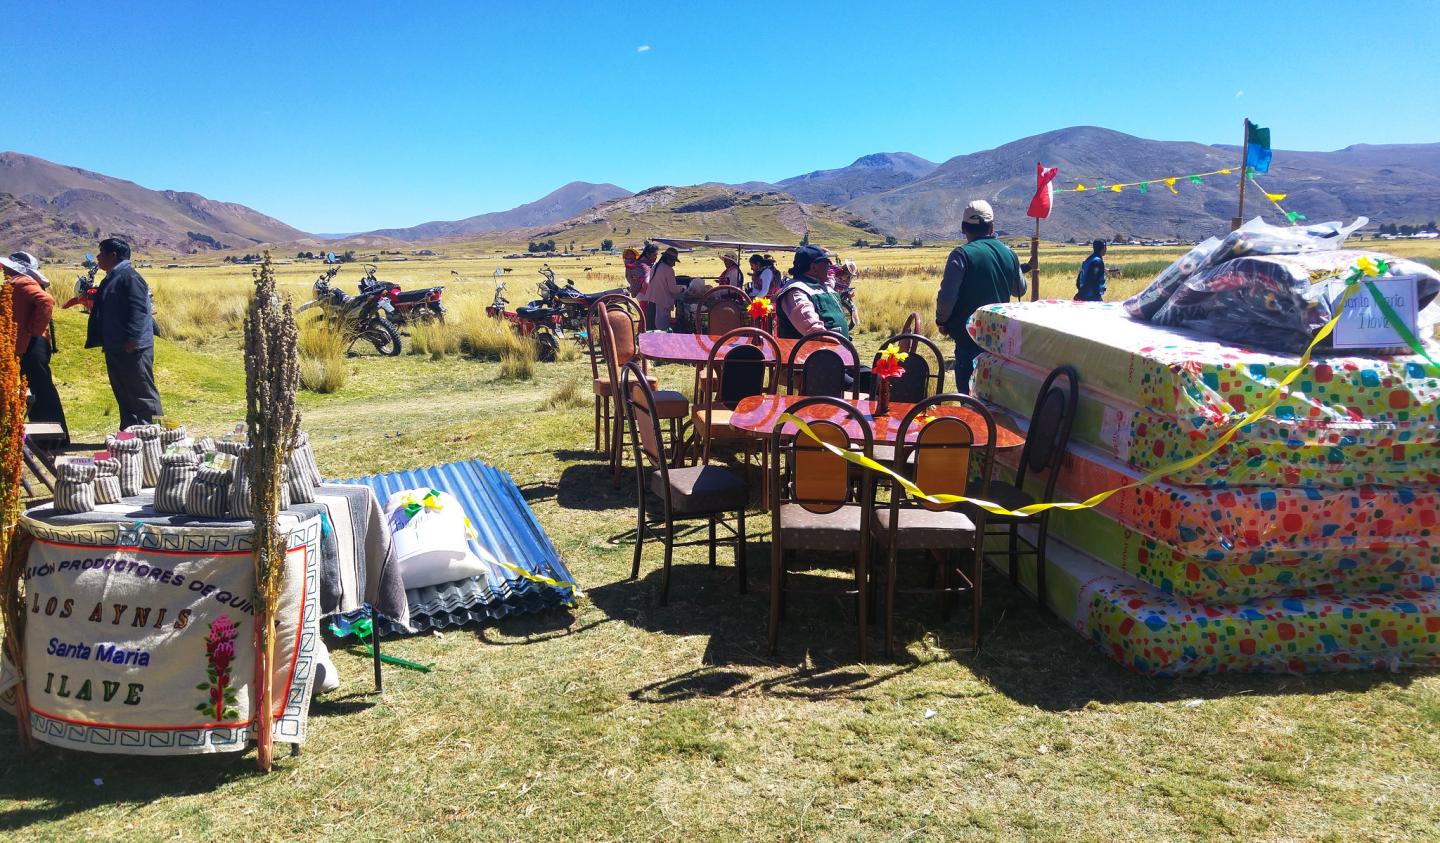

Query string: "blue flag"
[[1244, 121, 1271, 174]]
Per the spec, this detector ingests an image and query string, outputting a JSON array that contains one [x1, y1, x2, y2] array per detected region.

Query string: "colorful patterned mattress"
[[969, 301, 1440, 448], [974, 353, 1438, 488]]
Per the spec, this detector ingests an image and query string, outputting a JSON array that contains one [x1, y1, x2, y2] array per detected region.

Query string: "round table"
[[727, 394, 1025, 449], [638, 332, 856, 367]]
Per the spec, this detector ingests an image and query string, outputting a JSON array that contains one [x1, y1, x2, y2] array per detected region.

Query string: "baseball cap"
[[962, 200, 994, 225]]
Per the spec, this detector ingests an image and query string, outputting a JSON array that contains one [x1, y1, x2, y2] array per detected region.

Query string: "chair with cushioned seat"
[[598, 298, 690, 484], [867, 332, 947, 466], [971, 365, 1078, 610], [697, 286, 752, 336], [786, 330, 861, 400], [693, 327, 781, 468], [871, 394, 996, 657], [767, 397, 876, 661], [587, 295, 648, 454], [621, 361, 748, 605]]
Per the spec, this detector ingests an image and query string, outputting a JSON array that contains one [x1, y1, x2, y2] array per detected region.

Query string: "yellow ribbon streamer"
[[779, 284, 1364, 518]]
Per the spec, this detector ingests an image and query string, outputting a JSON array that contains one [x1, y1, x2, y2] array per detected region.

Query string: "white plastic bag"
[[384, 488, 490, 590]]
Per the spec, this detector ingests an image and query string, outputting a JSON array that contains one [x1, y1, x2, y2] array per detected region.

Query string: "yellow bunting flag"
[[1075, 183, 1087, 191], [1265, 192, 1287, 202], [1163, 177, 1178, 194], [1109, 184, 1122, 193], [1219, 168, 1232, 174]]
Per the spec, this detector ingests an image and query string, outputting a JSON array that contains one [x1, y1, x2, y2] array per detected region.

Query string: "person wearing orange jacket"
[[2, 252, 68, 441]]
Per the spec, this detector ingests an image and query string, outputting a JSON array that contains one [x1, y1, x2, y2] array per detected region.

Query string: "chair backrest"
[[786, 330, 860, 399], [704, 327, 780, 409], [899, 312, 923, 352], [698, 286, 752, 335], [771, 396, 874, 515], [876, 332, 946, 403], [588, 294, 643, 379], [620, 360, 668, 475], [891, 393, 997, 514], [1014, 365, 1079, 501]]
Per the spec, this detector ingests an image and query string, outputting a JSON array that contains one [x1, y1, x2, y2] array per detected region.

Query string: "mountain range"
[[4, 128, 1438, 257]]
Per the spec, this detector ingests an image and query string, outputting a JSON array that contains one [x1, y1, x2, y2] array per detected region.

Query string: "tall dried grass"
[[408, 320, 461, 360], [448, 297, 526, 360], [152, 282, 250, 342], [498, 338, 538, 381], [297, 317, 349, 393]]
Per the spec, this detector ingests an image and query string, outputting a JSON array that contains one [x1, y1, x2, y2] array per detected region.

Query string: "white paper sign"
[[1331, 276, 1419, 350]]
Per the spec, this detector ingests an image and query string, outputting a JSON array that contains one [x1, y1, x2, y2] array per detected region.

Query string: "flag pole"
[[1233, 118, 1249, 231], [1030, 216, 1040, 301]]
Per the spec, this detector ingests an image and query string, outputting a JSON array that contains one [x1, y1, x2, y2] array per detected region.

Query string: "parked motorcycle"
[[357, 264, 446, 327], [61, 253, 100, 312], [535, 267, 623, 334], [487, 281, 562, 362], [296, 266, 403, 356]]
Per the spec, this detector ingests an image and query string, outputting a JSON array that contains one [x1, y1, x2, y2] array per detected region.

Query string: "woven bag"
[[94, 458, 122, 505], [294, 431, 323, 486], [192, 436, 217, 457], [54, 462, 98, 513], [106, 435, 145, 497], [186, 464, 233, 518], [154, 451, 199, 514], [128, 424, 164, 487]]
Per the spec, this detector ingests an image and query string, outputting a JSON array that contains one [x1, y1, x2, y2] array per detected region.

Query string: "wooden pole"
[[1233, 118, 1249, 231], [1030, 217, 1040, 301]]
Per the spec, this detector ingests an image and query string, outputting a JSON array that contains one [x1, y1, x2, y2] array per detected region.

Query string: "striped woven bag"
[[154, 451, 199, 514], [54, 462, 98, 513], [93, 458, 122, 505], [106, 435, 145, 497]]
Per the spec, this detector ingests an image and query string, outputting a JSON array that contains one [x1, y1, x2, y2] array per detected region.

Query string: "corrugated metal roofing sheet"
[[341, 460, 579, 634]]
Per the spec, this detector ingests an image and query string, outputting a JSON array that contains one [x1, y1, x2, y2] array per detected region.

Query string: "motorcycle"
[[296, 266, 403, 356], [535, 267, 624, 334], [357, 264, 446, 327], [486, 281, 562, 362], [61, 253, 100, 312]]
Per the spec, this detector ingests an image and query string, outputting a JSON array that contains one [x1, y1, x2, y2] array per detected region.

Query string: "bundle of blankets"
[[967, 225, 1440, 676]]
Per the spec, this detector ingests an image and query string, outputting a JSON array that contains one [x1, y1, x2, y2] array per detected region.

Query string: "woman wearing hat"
[[2, 252, 68, 440], [715, 253, 742, 287], [623, 247, 649, 297], [639, 246, 682, 330]]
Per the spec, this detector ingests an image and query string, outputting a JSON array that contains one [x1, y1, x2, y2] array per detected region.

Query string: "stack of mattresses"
[[969, 300, 1440, 676]]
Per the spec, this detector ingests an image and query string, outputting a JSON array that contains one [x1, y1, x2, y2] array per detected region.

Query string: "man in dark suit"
[[87, 238, 163, 427]]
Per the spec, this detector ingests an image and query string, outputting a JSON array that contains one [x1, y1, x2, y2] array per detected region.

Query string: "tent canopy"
[[651, 237, 801, 253]]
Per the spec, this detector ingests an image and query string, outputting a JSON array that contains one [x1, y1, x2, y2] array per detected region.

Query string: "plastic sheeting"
[[342, 460, 578, 633]]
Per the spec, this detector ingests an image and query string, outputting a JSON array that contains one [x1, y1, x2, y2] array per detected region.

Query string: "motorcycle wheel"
[[535, 330, 559, 363], [367, 319, 403, 356]]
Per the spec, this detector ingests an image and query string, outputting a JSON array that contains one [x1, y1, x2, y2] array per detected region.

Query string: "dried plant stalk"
[[243, 252, 300, 771], [0, 283, 31, 748]]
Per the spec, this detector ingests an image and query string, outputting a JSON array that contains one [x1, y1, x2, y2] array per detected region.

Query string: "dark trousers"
[[953, 336, 982, 395], [104, 346, 163, 429], [20, 336, 68, 439]]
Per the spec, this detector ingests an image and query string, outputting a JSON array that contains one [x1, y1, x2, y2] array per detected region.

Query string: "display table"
[[2, 485, 406, 756]]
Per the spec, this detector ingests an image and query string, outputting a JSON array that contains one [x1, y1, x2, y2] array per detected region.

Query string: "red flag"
[[1026, 163, 1059, 219]]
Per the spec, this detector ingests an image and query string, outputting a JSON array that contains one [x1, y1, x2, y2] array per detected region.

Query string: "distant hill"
[[776, 152, 938, 205], [0, 151, 309, 257], [449, 185, 884, 250], [361, 181, 634, 242], [842, 127, 1440, 241]]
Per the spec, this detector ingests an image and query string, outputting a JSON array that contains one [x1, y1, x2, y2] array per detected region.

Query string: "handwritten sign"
[[1331, 276, 1420, 350]]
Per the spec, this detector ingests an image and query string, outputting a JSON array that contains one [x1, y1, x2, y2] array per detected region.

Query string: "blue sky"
[[6, 0, 1437, 233]]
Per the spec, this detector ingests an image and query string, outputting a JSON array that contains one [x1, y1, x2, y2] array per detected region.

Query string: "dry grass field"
[[4, 239, 1440, 841]]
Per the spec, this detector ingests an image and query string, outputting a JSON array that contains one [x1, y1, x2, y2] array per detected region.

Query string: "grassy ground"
[[4, 245, 1440, 840]]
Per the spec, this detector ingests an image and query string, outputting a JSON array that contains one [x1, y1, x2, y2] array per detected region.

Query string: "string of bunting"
[[1053, 167, 1236, 195], [1248, 173, 1306, 224], [777, 260, 1423, 519]]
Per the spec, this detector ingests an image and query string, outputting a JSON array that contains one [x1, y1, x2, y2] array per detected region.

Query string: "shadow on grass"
[[309, 692, 379, 717], [0, 729, 261, 830], [475, 607, 614, 646], [555, 463, 632, 511]]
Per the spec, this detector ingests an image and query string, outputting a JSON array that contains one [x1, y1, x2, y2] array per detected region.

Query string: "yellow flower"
[[879, 343, 909, 363], [1355, 256, 1380, 277]]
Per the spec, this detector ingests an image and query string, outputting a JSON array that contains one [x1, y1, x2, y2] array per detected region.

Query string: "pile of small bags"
[[52, 420, 324, 519]]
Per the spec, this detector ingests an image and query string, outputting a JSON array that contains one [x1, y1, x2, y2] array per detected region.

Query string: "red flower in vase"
[[872, 343, 909, 381]]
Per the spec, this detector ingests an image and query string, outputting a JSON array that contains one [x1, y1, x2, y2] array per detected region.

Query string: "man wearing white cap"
[[2, 252, 68, 439], [935, 200, 1026, 392]]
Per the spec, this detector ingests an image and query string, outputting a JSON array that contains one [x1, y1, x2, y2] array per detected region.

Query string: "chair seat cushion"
[[967, 480, 1034, 521], [779, 504, 864, 550], [652, 465, 747, 513], [871, 507, 976, 549], [651, 389, 689, 419], [692, 407, 739, 436], [594, 375, 656, 396]]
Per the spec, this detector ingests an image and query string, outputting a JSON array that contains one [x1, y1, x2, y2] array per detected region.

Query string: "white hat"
[[962, 200, 994, 225], [8, 252, 49, 288], [0, 255, 26, 277]]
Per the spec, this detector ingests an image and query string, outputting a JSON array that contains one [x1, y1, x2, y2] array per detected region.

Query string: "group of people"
[[3, 237, 162, 445], [620, 242, 860, 338]]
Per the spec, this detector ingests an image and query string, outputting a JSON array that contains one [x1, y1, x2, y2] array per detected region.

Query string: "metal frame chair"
[[696, 286, 752, 336], [785, 330, 861, 400], [872, 394, 996, 657], [598, 300, 689, 484], [587, 294, 646, 454], [874, 331, 946, 403], [767, 396, 876, 661], [977, 365, 1079, 610], [692, 327, 781, 467], [621, 361, 748, 605]]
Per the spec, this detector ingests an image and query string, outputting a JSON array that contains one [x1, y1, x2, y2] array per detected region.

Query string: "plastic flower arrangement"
[[747, 297, 774, 320], [872, 343, 909, 380]]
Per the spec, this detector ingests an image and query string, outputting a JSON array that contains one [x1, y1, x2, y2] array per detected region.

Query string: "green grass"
[[6, 251, 1440, 841]]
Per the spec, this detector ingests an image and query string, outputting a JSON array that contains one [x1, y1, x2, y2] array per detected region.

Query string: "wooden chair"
[[20, 427, 60, 501], [598, 301, 689, 484], [973, 365, 1079, 610], [767, 397, 876, 661], [871, 394, 996, 657], [621, 361, 748, 605], [697, 286, 752, 336], [692, 327, 781, 467], [785, 331, 860, 400], [899, 312, 923, 352], [587, 294, 646, 454]]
